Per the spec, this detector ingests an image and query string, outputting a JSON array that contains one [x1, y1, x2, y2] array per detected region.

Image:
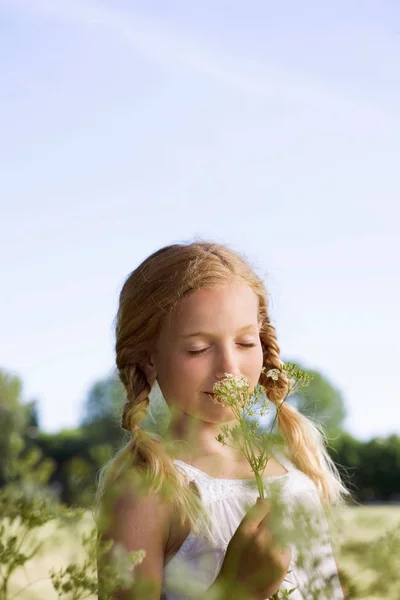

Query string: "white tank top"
[[161, 449, 344, 600]]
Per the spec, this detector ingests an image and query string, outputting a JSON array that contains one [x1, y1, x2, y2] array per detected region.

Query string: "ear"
[[139, 353, 157, 384]]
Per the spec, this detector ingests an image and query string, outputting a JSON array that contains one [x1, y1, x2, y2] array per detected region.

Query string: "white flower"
[[266, 368, 280, 381], [214, 373, 249, 390], [234, 375, 249, 389]]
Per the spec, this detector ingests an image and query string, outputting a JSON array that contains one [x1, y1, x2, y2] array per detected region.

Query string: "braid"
[[259, 316, 288, 404], [119, 363, 149, 434], [94, 354, 204, 531], [258, 314, 350, 505]]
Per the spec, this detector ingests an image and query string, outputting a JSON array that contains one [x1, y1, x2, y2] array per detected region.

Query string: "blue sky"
[[1, 0, 399, 440]]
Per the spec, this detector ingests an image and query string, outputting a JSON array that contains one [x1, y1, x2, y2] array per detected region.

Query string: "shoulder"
[[99, 467, 173, 542], [97, 469, 175, 598]]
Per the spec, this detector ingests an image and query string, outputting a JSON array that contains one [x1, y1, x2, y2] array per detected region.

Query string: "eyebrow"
[[181, 324, 258, 339]]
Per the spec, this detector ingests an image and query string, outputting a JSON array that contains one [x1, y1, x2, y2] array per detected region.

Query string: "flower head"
[[266, 368, 280, 381]]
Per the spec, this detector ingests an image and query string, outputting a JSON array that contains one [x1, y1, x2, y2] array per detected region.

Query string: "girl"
[[95, 241, 350, 600]]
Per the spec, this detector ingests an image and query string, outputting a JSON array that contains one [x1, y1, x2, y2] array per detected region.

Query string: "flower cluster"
[[209, 363, 313, 600], [209, 363, 312, 500]]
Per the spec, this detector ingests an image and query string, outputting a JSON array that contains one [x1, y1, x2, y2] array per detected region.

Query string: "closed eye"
[[188, 343, 257, 356]]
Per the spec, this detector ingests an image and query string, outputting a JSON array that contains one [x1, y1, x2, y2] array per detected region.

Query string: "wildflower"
[[210, 363, 312, 500], [209, 363, 312, 599], [266, 368, 280, 381]]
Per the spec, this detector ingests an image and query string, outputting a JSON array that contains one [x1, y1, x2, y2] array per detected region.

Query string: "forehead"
[[164, 281, 259, 334]]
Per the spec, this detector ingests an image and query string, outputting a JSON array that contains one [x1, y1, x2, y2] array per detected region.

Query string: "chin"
[[202, 407, 236, 424]]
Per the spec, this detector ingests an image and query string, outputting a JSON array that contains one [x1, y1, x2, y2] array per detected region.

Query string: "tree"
[[80, 375, 126, 448], [0, 368, 39, 483], [283, 360, 347, 438]]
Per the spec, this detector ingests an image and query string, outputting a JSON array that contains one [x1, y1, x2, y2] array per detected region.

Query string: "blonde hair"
[[94, 241, 350, 530]]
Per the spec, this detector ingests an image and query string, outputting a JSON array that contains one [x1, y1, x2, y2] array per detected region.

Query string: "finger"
[[257, 509, 272, 531], [255, 526, 273, 549], [258, 522, 290, 559], [240, 498, 271, 529]]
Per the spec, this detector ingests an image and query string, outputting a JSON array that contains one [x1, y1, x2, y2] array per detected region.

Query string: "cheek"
[[246, 346, 264, 381], [177, 356, 205, 382], [161, 354, 203, 393]]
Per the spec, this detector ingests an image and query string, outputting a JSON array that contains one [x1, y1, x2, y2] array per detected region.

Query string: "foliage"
[[282, 360, 347, 437], [0, 369, 39, 484], [0, 429, 146, 600], [28, 425, 400, 509], [50, 526, 147, 600], [2, 364, 399, 599], [2, 363, 394, 507], [335, 507, 400, 599], [35, 430, 114, 507], [0, 434, 82, 600], [357, 522, 400, 596], [328, 432, 400, 503], [4, 504, 400, 600], [80, 375, 126, 448]]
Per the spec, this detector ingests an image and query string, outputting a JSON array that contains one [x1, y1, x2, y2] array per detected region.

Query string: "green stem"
[[254, 471, 264, 500], [238, 420, 255, 467], [238, 426, 264, 497], [267, 392, 289, 437], [1, 574, 9, 600], [237, 435, 252, 468], [14, 525, 30, 555], [223, 441, 241, 453]]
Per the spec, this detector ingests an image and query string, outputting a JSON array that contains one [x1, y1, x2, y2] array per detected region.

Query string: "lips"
[[204, 391, 223, 404]]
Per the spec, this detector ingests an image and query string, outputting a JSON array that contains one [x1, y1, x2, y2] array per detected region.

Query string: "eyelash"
[[188, 343, 257, 356]]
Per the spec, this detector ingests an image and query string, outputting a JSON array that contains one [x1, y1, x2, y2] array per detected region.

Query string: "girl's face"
[[148, 280, 264, 424]]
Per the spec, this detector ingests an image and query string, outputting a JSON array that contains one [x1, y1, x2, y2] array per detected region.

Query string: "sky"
[[1, 0, 399, 440]]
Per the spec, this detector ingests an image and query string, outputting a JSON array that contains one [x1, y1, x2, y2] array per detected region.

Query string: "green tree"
[[356, 435, 400, 502], [283, 360, 347, 438], [80, 375, 126, 449], [328, 432, 400, 503], [0, 368, 39, 483]]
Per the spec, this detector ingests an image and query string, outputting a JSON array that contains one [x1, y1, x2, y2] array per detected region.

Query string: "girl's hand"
[[216, 498, 292, 600]]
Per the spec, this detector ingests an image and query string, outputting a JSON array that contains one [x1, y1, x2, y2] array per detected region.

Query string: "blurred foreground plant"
[[210, 362, 312, 500], [50, 526, 147, 600], [209, 364, 352, 600], [0, 435, 82, 600], [337, 519, 400, 599], [0, 433, 148, 600]]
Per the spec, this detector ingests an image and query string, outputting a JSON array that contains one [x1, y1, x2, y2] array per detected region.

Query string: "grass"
[[333, 505, 400, 600], [7, 506, 400, 600]]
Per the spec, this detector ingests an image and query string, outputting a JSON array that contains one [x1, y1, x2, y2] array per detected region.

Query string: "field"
[[7, 505, 400, 600], [331, 504, 400, 600]]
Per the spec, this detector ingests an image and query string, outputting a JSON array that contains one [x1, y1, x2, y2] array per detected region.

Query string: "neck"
[[167, 410, 239, 462]]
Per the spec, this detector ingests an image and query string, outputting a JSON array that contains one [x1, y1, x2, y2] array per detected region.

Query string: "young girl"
[[95, 241, 350, 600]]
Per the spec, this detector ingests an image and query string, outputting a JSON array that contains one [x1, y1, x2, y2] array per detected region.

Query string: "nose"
[[214, 347, 241, 380]]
